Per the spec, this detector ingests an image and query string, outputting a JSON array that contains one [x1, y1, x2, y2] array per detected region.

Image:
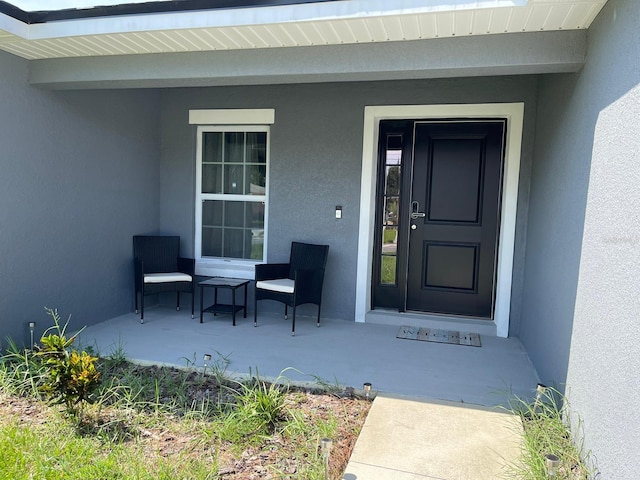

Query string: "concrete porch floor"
[[79, 307, 539, 407]]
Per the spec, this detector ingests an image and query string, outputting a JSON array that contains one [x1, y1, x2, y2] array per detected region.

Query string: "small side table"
[[199, 277, 250, 326]]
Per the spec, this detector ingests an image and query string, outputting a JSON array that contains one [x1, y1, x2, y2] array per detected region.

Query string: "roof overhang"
[[0, 0, 608, 88], [0, 1, 608, 59]]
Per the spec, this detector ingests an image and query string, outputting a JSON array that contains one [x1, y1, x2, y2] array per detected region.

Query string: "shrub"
[[38, 308, 101, 418]]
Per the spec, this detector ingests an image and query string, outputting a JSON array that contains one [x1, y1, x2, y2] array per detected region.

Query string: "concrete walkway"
[[79, 307, 536, 479], [343, 394, 522, 479]]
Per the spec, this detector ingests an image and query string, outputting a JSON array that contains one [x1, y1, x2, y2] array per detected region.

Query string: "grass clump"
[[0, 338, 46, 398], [507, 386, 593, 479], [218, 370, 288, 444]]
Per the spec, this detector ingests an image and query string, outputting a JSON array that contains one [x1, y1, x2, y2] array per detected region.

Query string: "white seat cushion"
[[144, 272, 192, 284], [256, 278, 295, 294]]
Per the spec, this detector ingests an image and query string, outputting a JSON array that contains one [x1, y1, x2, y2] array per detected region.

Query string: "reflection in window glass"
[[379, 135, 403, 285], [201, 200, 264, 260]]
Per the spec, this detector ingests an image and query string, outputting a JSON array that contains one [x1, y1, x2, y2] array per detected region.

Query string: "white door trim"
[[355, 103, 524, 338]]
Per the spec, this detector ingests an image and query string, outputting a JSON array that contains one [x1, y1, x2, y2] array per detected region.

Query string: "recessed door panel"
[[428, 139, 483, 223], [424, 243, 478, 291]]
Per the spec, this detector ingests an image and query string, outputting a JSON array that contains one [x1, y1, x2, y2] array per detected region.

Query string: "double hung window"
[[193, 111, 272, 278]]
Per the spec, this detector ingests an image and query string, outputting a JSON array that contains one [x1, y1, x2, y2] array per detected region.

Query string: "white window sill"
[[196, 259, 258, 280]]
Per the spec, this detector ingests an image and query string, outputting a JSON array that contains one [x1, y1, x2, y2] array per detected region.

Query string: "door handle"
[[410, 201, 426, 219]]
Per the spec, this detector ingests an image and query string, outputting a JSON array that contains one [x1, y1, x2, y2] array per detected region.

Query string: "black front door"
[[372, 120, 506, 319]]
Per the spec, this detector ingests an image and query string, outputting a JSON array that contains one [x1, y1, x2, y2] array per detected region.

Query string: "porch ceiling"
[[0, 0, 608, 61]]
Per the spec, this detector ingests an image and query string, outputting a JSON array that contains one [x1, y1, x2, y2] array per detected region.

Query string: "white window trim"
[[189, 109, 275, 125], [355, 103, 524, 338], [194, 116, 272, 280]]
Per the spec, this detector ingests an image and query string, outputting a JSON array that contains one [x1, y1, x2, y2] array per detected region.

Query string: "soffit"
[[0, 0, 608, 60]]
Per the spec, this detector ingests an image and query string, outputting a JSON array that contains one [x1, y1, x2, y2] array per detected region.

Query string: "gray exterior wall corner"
[[0, 49, 163, 346], [566, 0, 640, 477], [519, 71, 591, 387], [521, 0, 640, 477]]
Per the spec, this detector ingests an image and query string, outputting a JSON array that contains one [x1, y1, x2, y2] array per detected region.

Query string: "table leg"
[[214, 288, 218, 316], [199, 285, 204, 323], [243, 283, 247, 318], [232, 288, 236, 326]]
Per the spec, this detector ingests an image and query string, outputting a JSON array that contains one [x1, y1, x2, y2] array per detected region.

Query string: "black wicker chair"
[[254, 241, 329, 336], [133, 235, 195, 323]]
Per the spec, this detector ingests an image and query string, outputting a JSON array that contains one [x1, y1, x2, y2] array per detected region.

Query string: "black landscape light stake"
[[363, 382, 372, 400], [28, 322, 36, 350], [545, 453, 560, 477], [203, 353, 212, 375], [534, 383, 547, 412], [320, 437, 333, 480]]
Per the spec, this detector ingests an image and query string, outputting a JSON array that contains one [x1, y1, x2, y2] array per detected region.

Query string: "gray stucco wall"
[[0, 50, 162, 346], [160, 77, 537, 323], [566, 0, 640, 477], [518, 75, 591, 386], [522, 0, 639, 477]]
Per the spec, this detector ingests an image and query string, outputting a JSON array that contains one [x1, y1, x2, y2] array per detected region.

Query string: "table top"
[[199, 277, 250, 288]]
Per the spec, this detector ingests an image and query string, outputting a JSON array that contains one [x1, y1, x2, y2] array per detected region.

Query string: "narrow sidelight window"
[[380, 134, 402, 285]]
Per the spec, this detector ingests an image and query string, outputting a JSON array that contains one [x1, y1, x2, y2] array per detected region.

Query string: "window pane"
[[387, 135, 403, 151], [202, 164, 222, 194], [246, 164, 266, 195], [224, 164, 244, 194], [223, 229, 245, 259], [251, 230, 264, 260], [202, 200, 223, 226], [224, 132, 245, 164], [203, 132, 222, 163], [249, 202, 265, 229], [247, 132, 267, 164], [384, 197, 399, 225], [386, 148, 402, 165], [201, 199, 264, 260], [202, 227, 222, 257], [385, 166, 401, 196], [224, 201, 246, 228], [380, 255, 397, 285], [382, 226, 397, 253]]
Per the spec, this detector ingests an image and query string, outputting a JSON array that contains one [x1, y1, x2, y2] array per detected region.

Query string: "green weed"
[[0, 338, 46, 398], [506, 386, 593, 479]]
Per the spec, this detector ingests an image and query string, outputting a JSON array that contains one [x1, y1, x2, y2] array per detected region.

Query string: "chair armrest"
[[177, 257, 195, 276], [255, 263, 290, 281]]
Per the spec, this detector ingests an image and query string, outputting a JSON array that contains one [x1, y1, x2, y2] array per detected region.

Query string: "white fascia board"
[[23, 0, 523, 40], [11, 1, 156, 9], [0, 13, 29, 38]]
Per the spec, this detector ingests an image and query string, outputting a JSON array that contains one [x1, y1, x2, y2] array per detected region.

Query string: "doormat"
[[396, 325, 481, 347]]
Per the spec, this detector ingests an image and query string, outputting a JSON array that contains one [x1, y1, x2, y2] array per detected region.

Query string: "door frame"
[[355, 103, 524, 338]]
